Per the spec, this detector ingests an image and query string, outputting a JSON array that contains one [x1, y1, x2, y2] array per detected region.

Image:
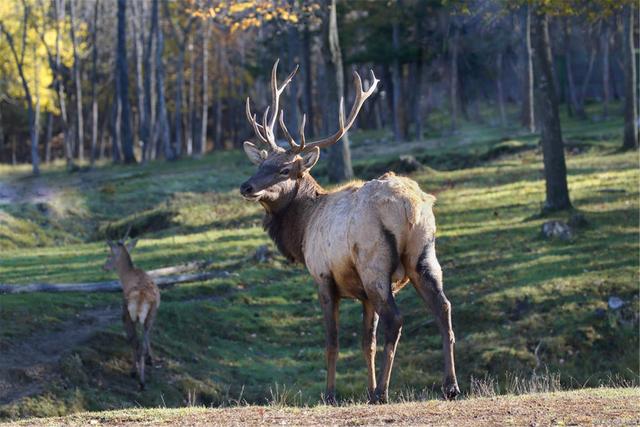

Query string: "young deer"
[[240, 60, 460, 404], [103, 229, 160, 390]]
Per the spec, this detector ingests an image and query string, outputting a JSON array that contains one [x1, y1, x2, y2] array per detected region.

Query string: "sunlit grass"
[[0, 112, 637, 419]]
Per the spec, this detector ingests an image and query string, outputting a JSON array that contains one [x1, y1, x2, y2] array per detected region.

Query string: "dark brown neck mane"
[[263, 174, 325, 264]]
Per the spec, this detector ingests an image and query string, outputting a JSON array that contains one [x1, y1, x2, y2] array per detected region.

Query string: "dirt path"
[[0, 288, 236, 406], [0, 306, 120, 405]]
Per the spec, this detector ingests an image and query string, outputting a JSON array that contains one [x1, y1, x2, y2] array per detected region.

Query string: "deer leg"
[[371, 291, 403, 404], [318, 281, 340, 405], [362, 300, 378, 402], [143, 308, 157, 366], [122, 304, 139, 379], [412, 243, 460, 400]]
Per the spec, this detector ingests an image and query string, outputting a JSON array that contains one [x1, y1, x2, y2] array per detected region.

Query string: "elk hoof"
[[371, 389, 388, 404], [324, 392, 337, 406], [443, 382, 460, 400]]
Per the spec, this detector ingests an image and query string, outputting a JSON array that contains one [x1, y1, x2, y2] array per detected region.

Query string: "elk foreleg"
[[362, 300, 378, 402], [413, 243, 460, 400], [318, 281, 340, 405]]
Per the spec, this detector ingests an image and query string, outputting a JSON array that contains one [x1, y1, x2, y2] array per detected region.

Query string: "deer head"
[[103, 225, 138, 271], [240, 59, 379, 204]]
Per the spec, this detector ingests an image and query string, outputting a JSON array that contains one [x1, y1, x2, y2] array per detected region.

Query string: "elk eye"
[[279, 168, 290, 176]]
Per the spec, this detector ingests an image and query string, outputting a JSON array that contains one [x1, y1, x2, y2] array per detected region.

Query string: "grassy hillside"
[[0, 108, 638, 419], [6, 388, 640, 426]]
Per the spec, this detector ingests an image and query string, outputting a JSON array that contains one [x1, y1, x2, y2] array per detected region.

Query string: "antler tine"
[[246, 98, 269, 144], [298, 114, 306, 150], [278, 110, 300, 151], [301, 69, 379, 153]]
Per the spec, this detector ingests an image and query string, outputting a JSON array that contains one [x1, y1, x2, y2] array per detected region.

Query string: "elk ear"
[[243, 141, 268, 165], [300, 147, 320, 172], [125, 239, 138, 252]]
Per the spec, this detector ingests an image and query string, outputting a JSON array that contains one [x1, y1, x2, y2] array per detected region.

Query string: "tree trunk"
[[199, 19, 210, 156], [496, 51, 506, 127], [601, 22, 610, 118], [532, 8, 571, 212], [153, 0, 172, 161], [45, 112, 53, 163], [286, 10, 300, 135], [562, 18, 582, 118], [450, 24, 460, 131], [576, 45, 595, 118], [410, 61, 424, 139], [174, 47, 187, 157], [131, 0, 145, 160], [186, 39, 196, 156], [391, 6, 404, 141], [521, 6, 535, 132], [69, 0, 84, 162], [623, 4, 638, 149], [54, 0, 72, 168], [1, 10, 39, 174], [302, 22, 314, 137], [90, 0, 100, 167], [323, 0, 353, 182], [116, 0, 136, 163]]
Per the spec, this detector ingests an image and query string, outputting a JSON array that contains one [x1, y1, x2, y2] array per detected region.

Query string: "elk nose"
[[240, 181, 254, 196]]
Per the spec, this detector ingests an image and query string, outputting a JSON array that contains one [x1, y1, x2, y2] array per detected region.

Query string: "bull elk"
[[103, 227, 160, 390], [240, 60, 459, 404]]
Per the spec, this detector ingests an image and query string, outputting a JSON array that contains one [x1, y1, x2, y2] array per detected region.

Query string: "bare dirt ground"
[[0, 307, 119, 405], [7, 387, 639, 426]]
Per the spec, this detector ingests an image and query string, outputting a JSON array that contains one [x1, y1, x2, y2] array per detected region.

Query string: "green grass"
[[0, 105, 638, 419]]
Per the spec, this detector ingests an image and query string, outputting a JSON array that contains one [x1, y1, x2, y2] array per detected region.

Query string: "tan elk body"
[[104, 232, 160, 390], [240, 60, 460, 403]]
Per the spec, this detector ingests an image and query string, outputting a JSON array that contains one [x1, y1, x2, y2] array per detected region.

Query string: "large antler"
[[279, 69, 379, 154], [245, 59, 298, 153]]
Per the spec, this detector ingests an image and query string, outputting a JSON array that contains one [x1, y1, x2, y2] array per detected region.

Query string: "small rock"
[[541, 221, 573, 241], [608, 296, 624, 310]]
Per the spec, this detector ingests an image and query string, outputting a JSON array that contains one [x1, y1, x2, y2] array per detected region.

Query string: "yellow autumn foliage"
[[0, 0, 75, 114]]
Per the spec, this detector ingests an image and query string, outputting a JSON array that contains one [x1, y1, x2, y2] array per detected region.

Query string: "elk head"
[[103, 225, 138, 271], [240, 59, 379, 206]]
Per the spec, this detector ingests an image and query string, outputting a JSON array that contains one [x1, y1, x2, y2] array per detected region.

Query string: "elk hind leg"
[[122, 304, 139, 378], [362, 300, 378, 402], [411, 243, 460, 400]]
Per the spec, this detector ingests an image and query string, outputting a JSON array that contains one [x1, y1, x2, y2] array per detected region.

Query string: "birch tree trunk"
[[155, 30, 172, 159], [521, 6, 535, 133], [199, 18, 210, 156], [54, 0, 72, 168], [90, 0, 100, 166], [69, 0, 84, 162], [323, 0, 353, 182], [622, 4, 638, 149], [186, 39, 196, 156]]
